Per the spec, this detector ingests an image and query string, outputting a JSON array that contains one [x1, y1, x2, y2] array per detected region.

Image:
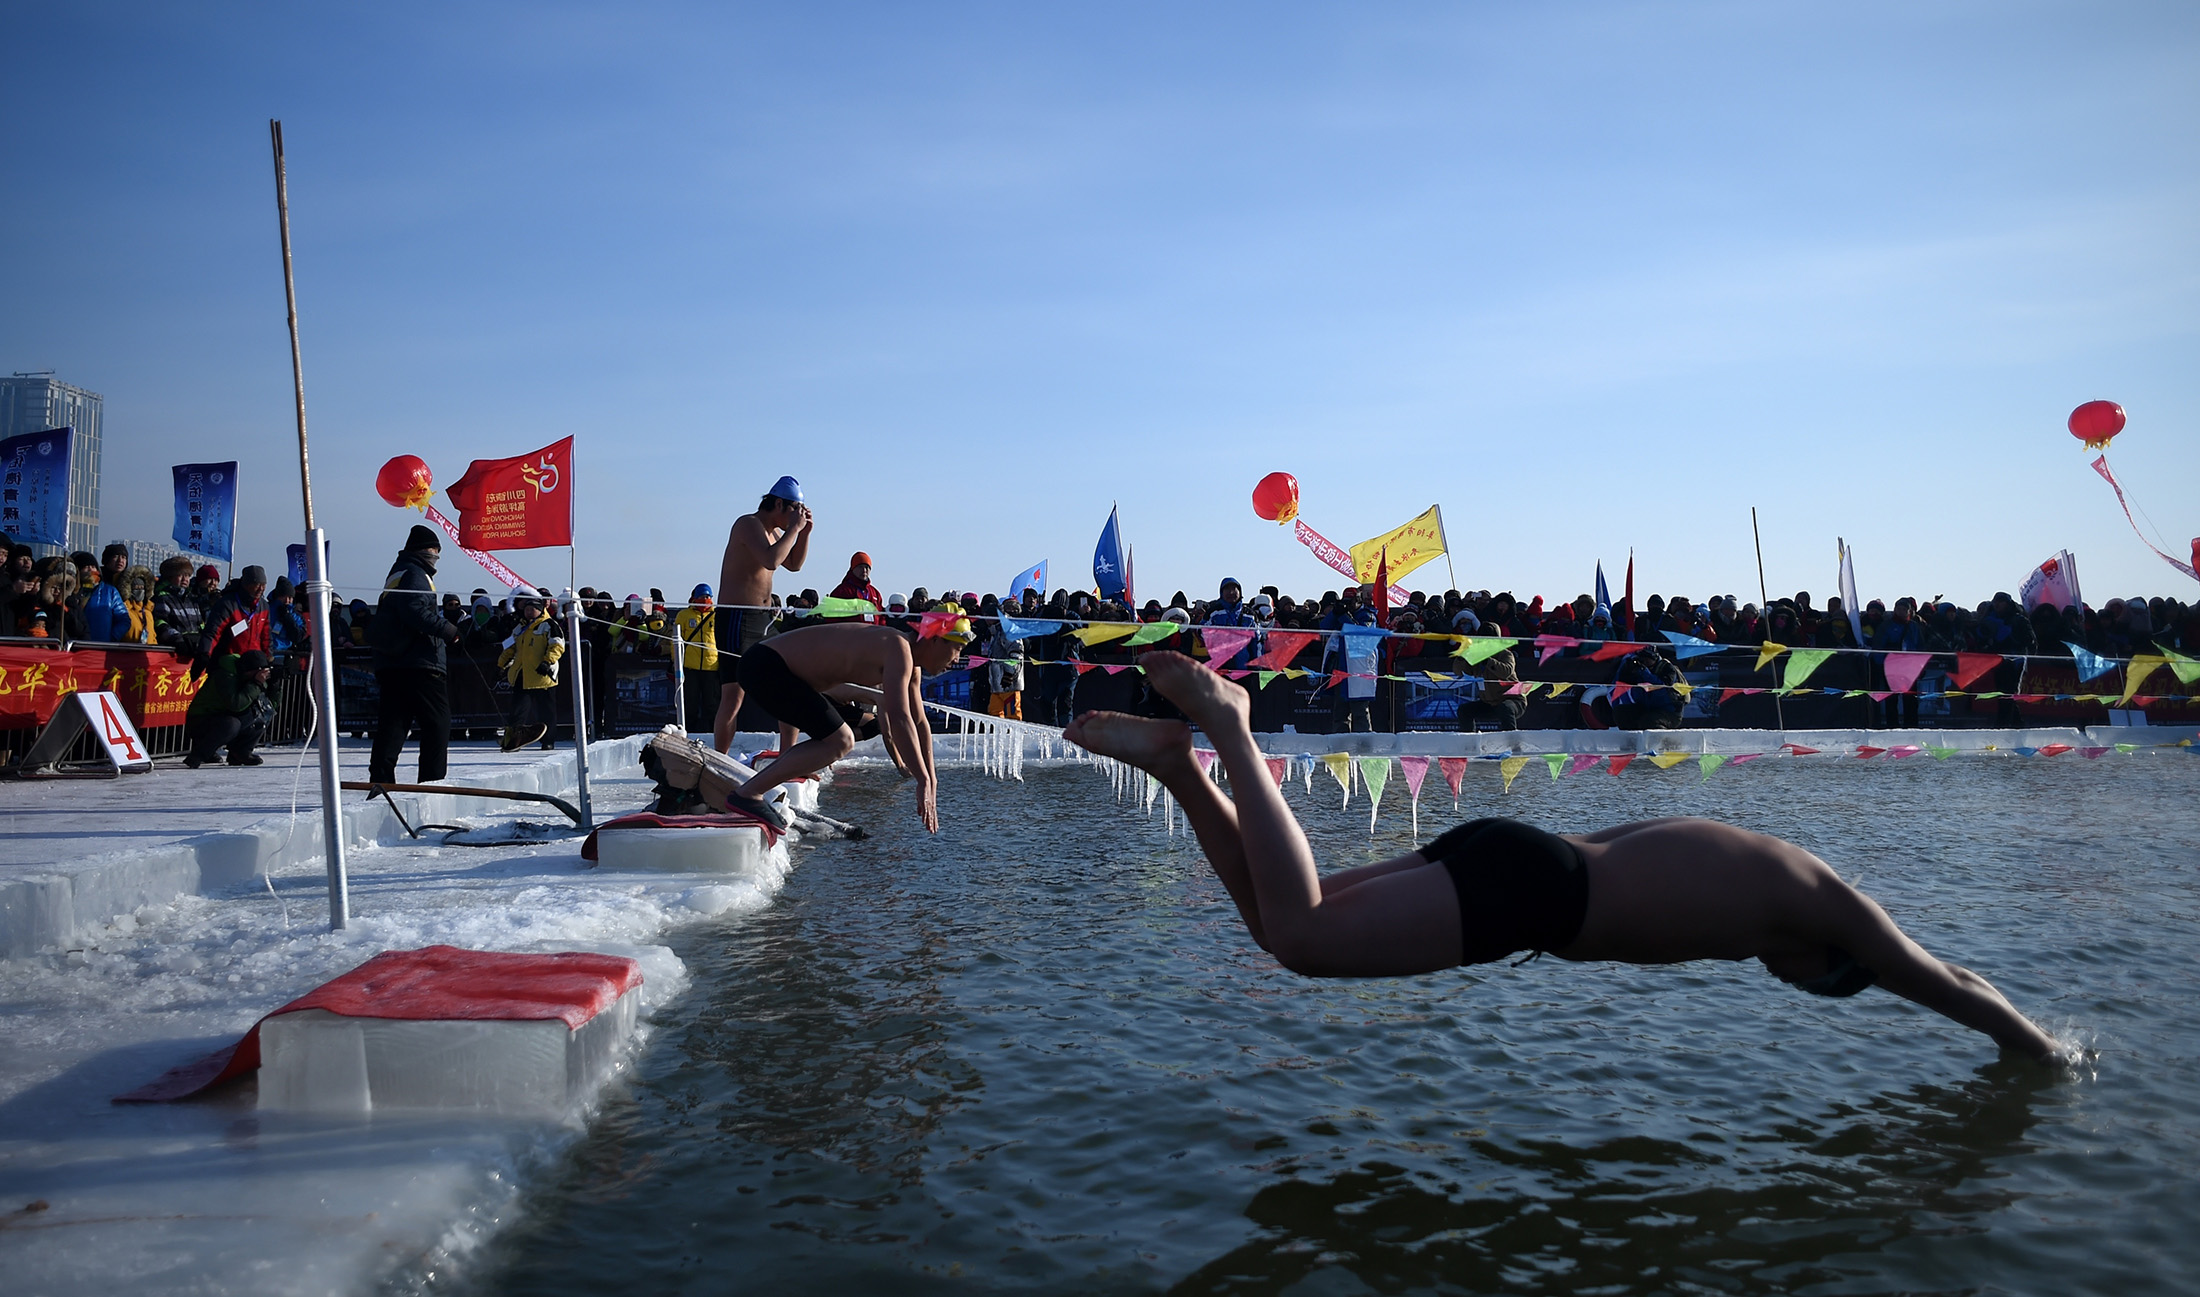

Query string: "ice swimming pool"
[[474, 749, 2200, 1296]]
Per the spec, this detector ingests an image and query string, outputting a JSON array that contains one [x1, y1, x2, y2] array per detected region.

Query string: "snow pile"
[[0, 754, 792, 1296]]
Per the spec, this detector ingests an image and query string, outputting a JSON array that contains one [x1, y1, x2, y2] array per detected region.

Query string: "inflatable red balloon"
[[1251, 471, 1300, 525], [375, 455, 434, 510], [2067, 400, 2125, 451]]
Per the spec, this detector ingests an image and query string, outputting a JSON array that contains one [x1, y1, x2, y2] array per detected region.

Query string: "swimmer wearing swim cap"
[[723, 612, 964, 834], [713, 476, 813, 753], [1064, 651, 2066, 1063]]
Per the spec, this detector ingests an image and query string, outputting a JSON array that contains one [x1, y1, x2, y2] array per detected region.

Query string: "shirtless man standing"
[[714, 476, 814, 752], [724, 608, 970, 834]]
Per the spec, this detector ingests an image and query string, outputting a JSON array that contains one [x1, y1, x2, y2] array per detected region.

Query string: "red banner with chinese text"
[[444, 437, 574, 551], [0, 646, 203, 731]]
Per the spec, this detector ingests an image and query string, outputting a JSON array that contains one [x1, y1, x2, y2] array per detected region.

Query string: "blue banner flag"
[[1594, 562, 1611, 618], [997, 615, 1064, 642], [173, 462, 239, 562], [1092, 506, 1126, 601], [0, 427, 74, 548], [1007, 559, 1048, 600], [287, 543, 309, 588]]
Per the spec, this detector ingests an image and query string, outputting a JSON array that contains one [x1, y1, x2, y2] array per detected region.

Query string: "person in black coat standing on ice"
[[369, 524, 463, 784]]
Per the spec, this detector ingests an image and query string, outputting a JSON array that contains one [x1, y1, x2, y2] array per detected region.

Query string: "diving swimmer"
[[1063, 650, 2063, 1061], [723, 605, 972, 833]]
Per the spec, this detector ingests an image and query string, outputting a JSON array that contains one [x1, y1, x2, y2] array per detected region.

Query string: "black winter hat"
[[237, 650, 271, 671], [102, 542, 130, 562], [272, 576, 294, 599], [405, 524, 441, 552], [241, 564, 267, 586]]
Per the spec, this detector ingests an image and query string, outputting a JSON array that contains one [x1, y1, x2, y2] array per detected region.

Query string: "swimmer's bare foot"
[[1063, 710, 1198, 779], [1139, 651, 1252, 732]]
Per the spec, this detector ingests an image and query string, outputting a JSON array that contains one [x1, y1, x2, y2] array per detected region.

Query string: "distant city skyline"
[[0, 371, 104, 556], [2, 3, 2194, 607]]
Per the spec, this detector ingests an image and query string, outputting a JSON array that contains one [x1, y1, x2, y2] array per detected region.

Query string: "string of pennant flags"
[[912, 701, 2197, 845], [565, 600, 2200, 707]]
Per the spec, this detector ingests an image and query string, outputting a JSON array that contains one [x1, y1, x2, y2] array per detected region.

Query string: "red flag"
[[1373, 547, 1390, 629], [444, 437, 574, 550], [1619, 552, 1635, 638]]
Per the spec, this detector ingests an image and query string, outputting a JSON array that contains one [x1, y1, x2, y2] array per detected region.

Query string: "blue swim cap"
[[691, 583, 713, 599], [767, 475, 804, 504]]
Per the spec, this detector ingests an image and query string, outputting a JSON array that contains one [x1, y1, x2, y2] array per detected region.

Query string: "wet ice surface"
[[0, 760, 789, 1297], [480, 751, 2200, 1297]]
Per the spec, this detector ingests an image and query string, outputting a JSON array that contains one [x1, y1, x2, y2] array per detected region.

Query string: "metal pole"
[[564, 592, 594, 828], [304, 530, 349, 926], [671, 621, 687, 733], [271, 119, 349, 930]]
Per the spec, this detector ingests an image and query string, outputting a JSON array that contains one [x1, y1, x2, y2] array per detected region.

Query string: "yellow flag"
[[1499, 755, 1530, 792], [1649, 752, 1691, 769], [1348, 505, 1447, 585], [1754, 641, 1787, 672], [2121, 655, 2168, 704], [1322, 753, 1353, 807], [1072, 623, 1137, 647]]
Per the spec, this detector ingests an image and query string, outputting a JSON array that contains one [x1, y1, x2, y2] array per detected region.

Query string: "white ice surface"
[[0, 750, 797, 1297]]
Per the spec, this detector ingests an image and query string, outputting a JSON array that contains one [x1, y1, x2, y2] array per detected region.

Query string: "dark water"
[[476, 751, 2200, 1295]]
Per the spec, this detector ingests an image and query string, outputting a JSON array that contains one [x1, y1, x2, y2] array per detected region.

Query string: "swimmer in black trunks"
[[1064, 651, 2063, 1061], [727, 608, 971, 833]]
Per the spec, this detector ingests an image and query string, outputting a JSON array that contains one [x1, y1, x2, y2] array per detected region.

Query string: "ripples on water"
[[475, 752, 2200, 1295]]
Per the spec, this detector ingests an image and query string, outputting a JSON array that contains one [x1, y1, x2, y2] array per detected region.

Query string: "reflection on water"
[[1175, 1065, 2052, 1295], [478, 757, 2200, 1296]]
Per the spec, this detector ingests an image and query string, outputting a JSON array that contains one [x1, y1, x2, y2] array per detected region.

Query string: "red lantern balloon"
[[1251, 471, 1300, 525], [375, 455, 434, 510], [2067, 400, 2125, 451]]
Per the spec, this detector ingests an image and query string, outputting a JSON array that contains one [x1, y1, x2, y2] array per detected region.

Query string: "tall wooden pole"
[[273, 121, 316, 531], [270, 119, 350, 929]]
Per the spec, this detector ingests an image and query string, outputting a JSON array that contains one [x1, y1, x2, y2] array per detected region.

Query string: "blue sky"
[[5, 2, 2195, 609]]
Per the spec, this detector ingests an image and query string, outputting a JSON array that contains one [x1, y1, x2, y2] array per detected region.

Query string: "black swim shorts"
[[1419, 817, 1590, 967], [715, 607, 780, 662], [733, 642, 848, 742]]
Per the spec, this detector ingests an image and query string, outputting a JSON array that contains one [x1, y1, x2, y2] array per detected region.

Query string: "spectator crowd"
[[9, 525, 2195, 757]]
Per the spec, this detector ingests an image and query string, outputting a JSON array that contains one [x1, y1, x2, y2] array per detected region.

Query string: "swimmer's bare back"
[[1065, 650, 2065, 1063], [761, 623, 919, 692]]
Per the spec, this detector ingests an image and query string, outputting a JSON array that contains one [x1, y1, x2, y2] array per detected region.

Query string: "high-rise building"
[[0, 370, 104, 555]]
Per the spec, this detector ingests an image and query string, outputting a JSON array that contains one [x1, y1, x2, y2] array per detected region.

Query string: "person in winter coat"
[[200, 565, 271, 674], [184, 649, 273, 768], [671, 584, 721, 734], [121, 566, 158, 644], [368, 525, 462, 784], [81, 562, 132, 641], [266, 578, 307, 655], [495, 587, 566, 751], [981, 616, 1025, 719], [152, 557, 209, 659]]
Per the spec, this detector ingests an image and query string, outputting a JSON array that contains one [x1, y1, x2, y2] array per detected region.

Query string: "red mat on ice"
[[114, 945, 643, 1103], [581, 809, 781, 860]]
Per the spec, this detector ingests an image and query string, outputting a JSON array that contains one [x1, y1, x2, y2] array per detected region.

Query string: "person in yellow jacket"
[[495, 587, 566, 751], [670, 583, 721, 736]]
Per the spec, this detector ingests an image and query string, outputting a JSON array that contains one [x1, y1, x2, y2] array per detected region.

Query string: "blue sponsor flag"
[[1092, 506, 1126, 601], [1007, 559, 1048, 600], [287, 543, 309, 588], [172, 462, 239, 562], [997, 615, 1064, 642], [0, 427, 74, 548], [1594, 562, 1611, 618]]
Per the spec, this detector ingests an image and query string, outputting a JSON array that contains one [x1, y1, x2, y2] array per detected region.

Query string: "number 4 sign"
[[16, 691, 154, 775]]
